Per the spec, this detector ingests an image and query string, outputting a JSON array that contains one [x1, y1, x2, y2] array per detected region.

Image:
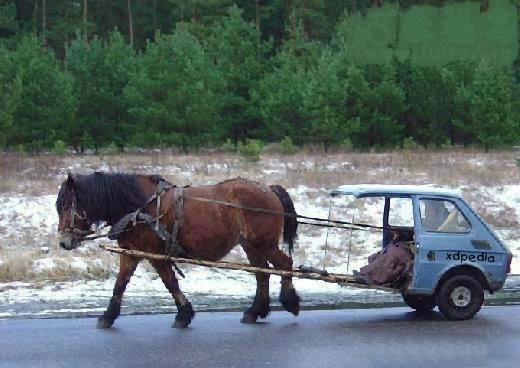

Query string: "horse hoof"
[[280, 288, 301, 316], [240, 313, 257, 324], [96, 316, 113, 329], [173, 302, 194, 328], [172, 320, 190, 329]]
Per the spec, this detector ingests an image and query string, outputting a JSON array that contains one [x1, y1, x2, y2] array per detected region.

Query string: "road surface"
[[1, 306, 519, 368]]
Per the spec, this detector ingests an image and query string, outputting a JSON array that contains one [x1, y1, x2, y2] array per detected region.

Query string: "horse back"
[[179, 178, 285, 260]]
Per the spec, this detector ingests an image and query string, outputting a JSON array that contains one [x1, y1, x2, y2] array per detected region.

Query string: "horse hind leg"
[[149, 259, 195, 328], [268, 248, 301, 316], [97, 254, 139, 329], [241, 243, 271, 324]]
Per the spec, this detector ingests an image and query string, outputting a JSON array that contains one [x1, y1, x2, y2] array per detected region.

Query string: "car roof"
[[330, 184, 462, 199]]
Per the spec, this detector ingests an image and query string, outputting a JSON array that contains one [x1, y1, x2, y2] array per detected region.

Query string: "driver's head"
[[425, 200, 446, 217]]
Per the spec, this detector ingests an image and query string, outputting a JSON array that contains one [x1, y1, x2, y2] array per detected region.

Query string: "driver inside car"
[[422, 199, 450, 231]]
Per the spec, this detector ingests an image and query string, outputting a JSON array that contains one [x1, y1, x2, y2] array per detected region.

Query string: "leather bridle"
[[66, 191, 92, 236]]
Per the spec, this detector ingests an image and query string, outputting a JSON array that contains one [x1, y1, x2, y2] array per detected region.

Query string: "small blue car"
[[331, 184, 513, 320]]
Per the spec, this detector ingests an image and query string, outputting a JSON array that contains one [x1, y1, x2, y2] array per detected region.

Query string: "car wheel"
[[402, 294, 436, 312], [436, 274, 484, 320]]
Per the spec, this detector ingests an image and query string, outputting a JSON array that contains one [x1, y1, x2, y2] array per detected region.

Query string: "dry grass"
[[1, 148, 519, 194], [0, 243, 117, 283]]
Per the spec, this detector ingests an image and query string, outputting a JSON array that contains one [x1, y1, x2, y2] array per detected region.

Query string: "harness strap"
[[68, 190, 91, 235], [109, 211, 140, 240], [71, 194, 76, 228], [108, 180, 189, 257], [156, 194, 161, 231], [168, 187, 184, 257]]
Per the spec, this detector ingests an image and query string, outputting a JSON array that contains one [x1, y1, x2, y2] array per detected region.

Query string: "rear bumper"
[[488, 274, 507, 292]]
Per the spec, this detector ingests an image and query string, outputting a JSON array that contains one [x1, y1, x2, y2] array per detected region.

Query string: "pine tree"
[[66, 31, 135, 151], [124, 27, 225, 149], [463, 62, 518, 149], [205, 6, 270, 141], [5, 35, 76, 151]]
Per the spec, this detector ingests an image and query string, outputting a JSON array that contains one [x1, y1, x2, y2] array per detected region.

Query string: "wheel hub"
[[450, 286, 472, 308]]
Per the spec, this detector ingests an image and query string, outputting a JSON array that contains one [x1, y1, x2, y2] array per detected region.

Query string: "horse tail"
[[269, 185, 298, 256]]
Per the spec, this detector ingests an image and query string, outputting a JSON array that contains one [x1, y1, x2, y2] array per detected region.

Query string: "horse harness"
[[109, 179, 189, 261]]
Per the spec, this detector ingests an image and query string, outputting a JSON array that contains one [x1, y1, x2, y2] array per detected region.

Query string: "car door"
[[411, 196, 476, 294]]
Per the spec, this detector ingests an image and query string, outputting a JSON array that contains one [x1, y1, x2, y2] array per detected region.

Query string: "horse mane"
[[72, 172, 151, 225]]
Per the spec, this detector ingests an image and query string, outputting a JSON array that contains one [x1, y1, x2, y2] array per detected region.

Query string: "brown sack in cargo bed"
[[358, 242, 414, 287]]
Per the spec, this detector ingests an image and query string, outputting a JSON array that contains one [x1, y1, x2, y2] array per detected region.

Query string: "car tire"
[[402, 294, 436, 312], [436, 274, 484, 320]]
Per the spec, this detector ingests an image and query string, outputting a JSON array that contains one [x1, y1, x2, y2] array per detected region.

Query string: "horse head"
[[56, 173, 91, 250]]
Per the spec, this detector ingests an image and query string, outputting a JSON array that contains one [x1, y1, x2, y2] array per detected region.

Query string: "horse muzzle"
[[59, 232, 82, 250]]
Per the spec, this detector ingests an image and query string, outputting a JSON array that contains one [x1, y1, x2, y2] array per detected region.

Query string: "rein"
[[183, 195, 385, 232], [82, 225, 129, 241]]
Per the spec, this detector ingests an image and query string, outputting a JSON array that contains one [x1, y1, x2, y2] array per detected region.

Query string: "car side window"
[[420, 199, 471, 233]]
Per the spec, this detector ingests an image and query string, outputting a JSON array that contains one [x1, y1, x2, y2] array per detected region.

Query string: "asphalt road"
[[1, 306, 519, 368]]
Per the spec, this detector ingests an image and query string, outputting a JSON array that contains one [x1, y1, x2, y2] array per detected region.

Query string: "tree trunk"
[[287, 0, 296, 38], [64, 0, 68, 43], [180, 0, 185, 23], [153, 0, 158, 31], [82, 0, 88, 41], [480, 0, 489, 13], [41, 0, 46, 46], [127, 0, 134, 48], [255, 0, 261, 31], [32, 0, 39, 35]]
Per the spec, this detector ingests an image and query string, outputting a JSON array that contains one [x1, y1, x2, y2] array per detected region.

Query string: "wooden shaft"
[[99, 244, 397, 293]]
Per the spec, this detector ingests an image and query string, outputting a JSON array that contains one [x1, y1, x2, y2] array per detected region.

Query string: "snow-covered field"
[[0, 150, 519, 318]]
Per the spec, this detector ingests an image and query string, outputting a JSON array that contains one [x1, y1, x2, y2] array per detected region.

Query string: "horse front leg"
[[149, 259, 195, 328], [97, 254, 140, 329]]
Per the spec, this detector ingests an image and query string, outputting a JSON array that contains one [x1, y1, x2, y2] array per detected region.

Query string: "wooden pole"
[[322, 198, 333, 271], [346, 213, 355, 274], [99, 244, 398, 293]]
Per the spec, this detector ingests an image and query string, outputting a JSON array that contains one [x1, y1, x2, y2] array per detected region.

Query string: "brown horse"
[[56, 172, 300, 328]]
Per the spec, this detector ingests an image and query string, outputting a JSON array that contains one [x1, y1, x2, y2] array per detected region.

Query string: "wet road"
[[1, 306, 519, 368]]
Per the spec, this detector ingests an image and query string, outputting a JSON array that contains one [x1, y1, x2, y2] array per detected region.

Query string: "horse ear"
[[66, 173, 75, 191]]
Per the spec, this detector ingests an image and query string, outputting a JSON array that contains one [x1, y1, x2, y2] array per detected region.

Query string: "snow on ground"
[[0, 154, 519, 317], [482, 185, 520, 221], [0, 195, 57, 244]]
